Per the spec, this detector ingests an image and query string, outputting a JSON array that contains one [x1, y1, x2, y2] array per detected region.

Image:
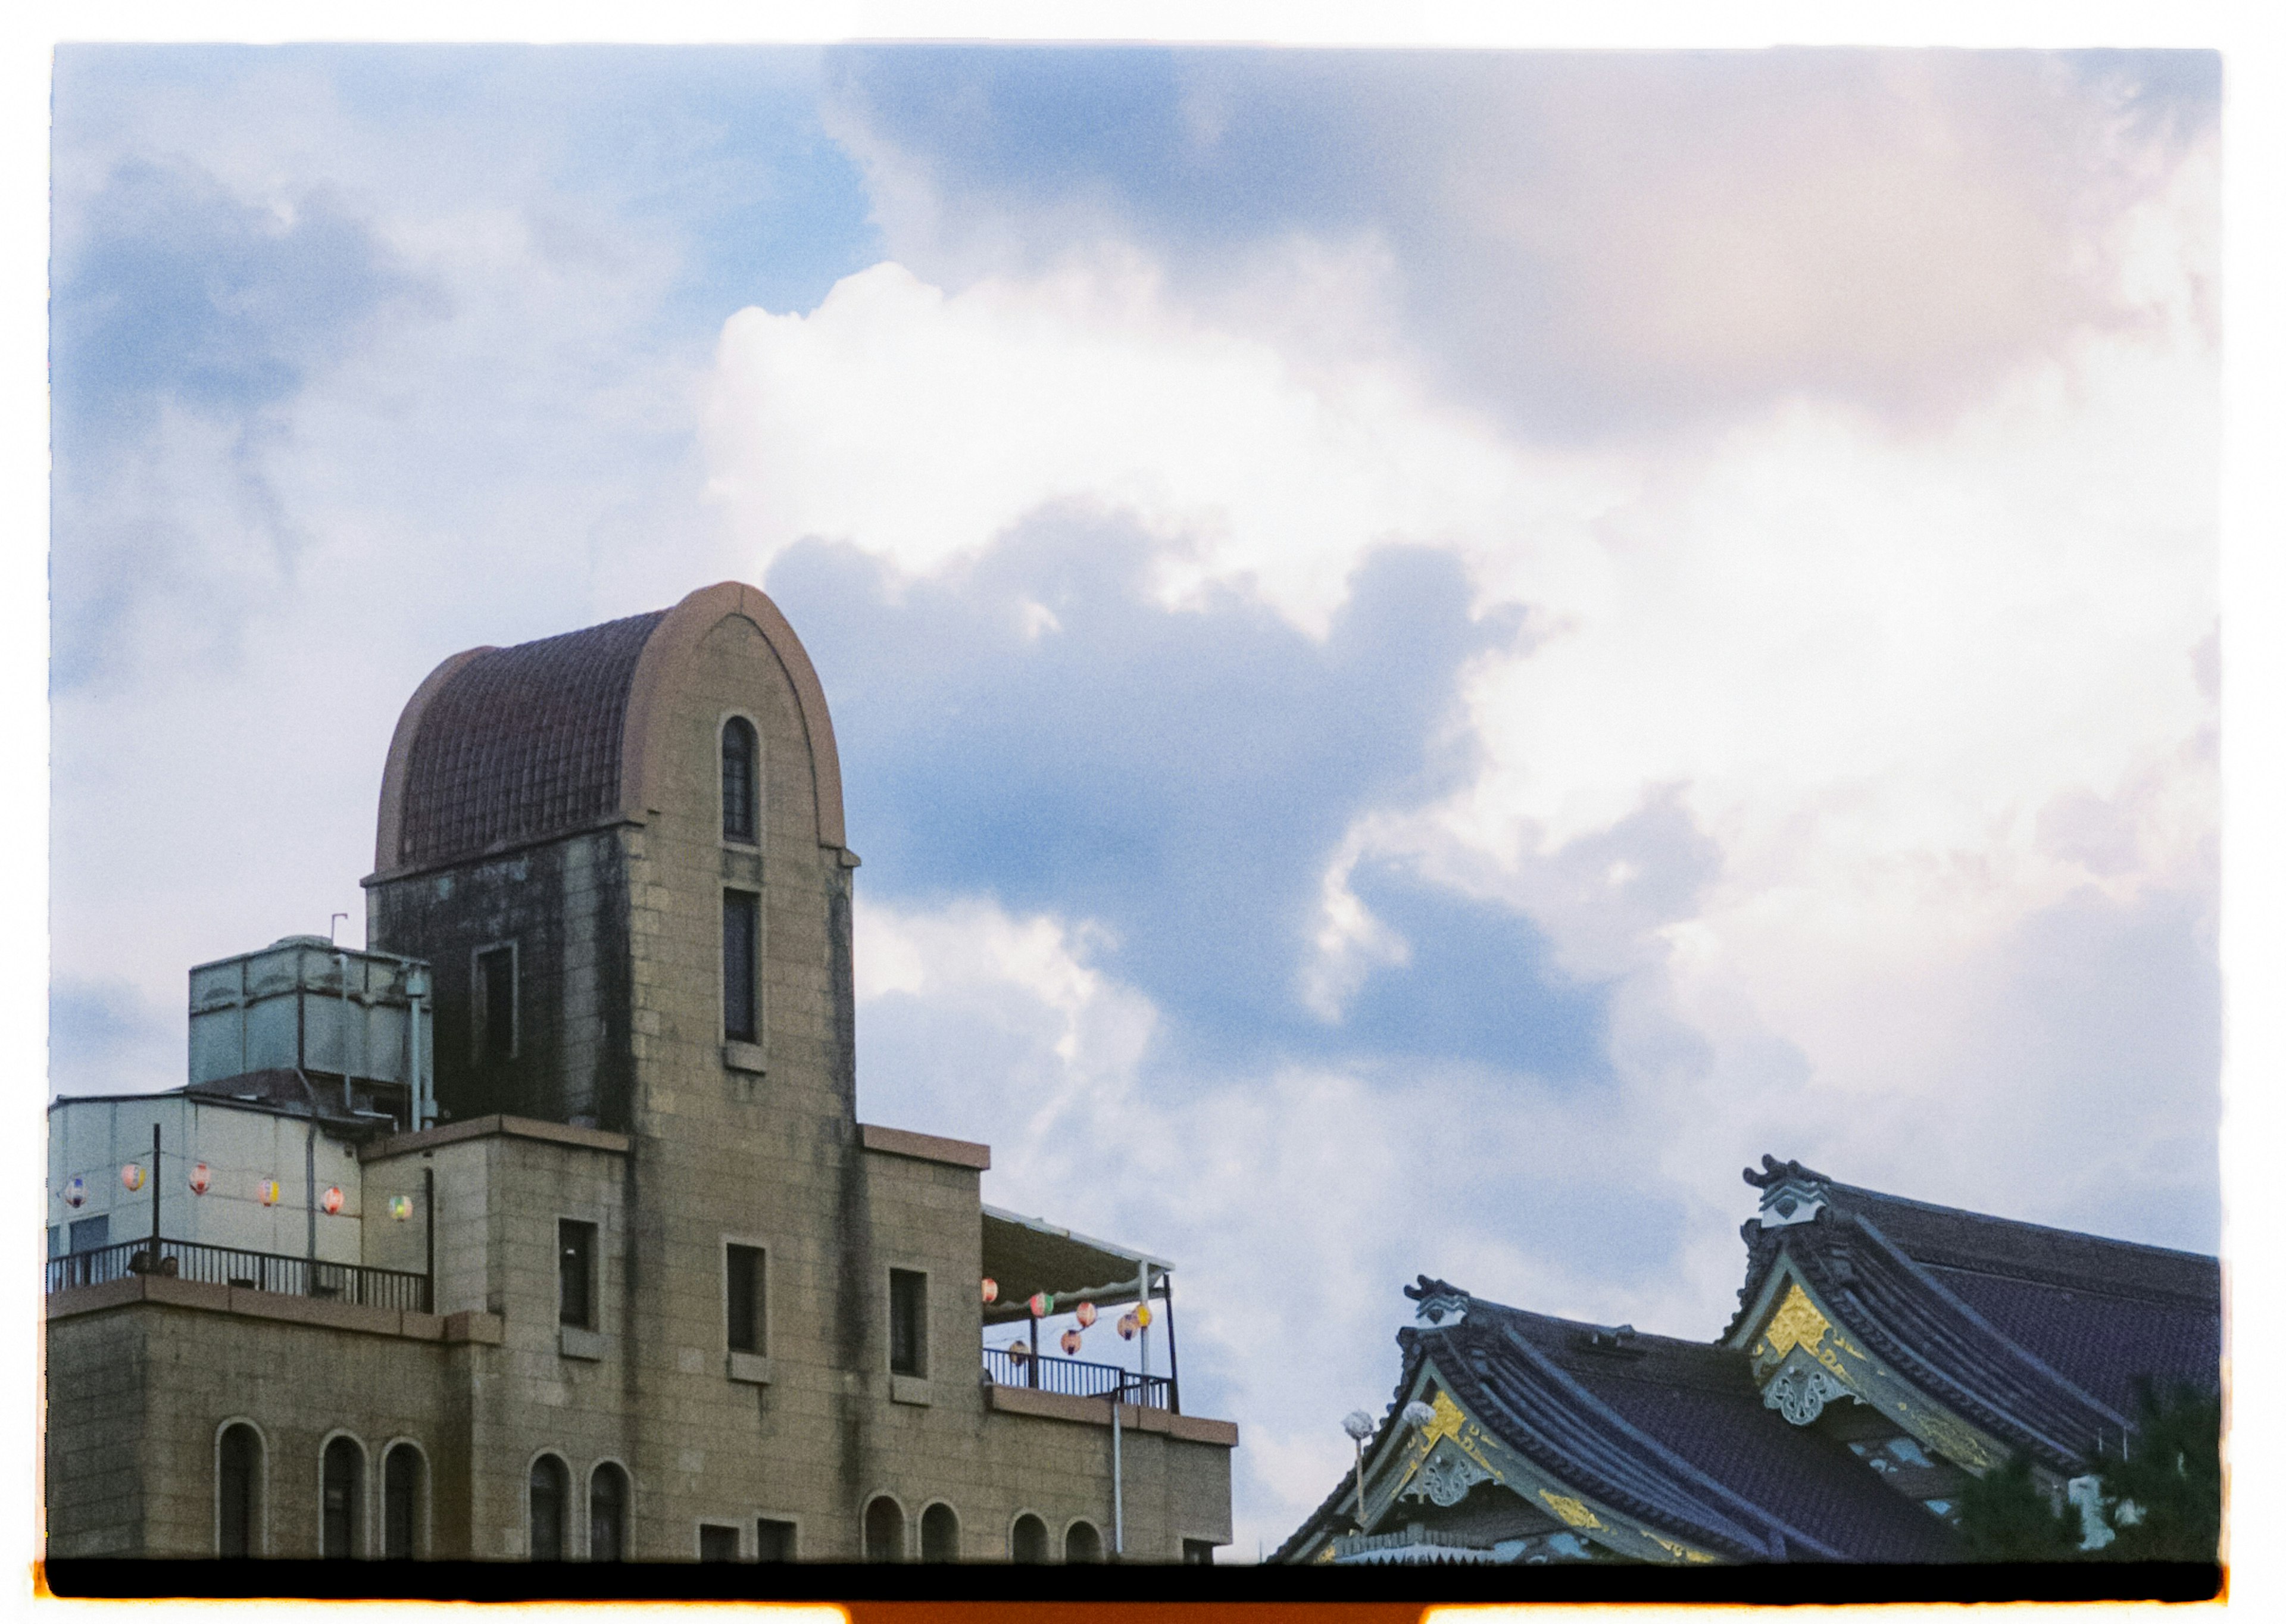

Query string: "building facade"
[[1278, 1156, 2220, 1566], [45, 582, 1236, 1563]]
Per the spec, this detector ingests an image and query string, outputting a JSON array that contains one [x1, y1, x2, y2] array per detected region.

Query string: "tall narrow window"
[[558, 1220, 597, 1329], [722, 717, 758, 842], [321, 1436, 364, 1559], [529, 1454, 569, 1560], [723, 890, 759, 1044], [1064, 1521, 1104, 1563], [383, 1445, 423, 1559], [474, 944, 517, 1063], [589, 1463, 628, 1562], [726, 1245, 766, 1354], [1010, 1514, 1048, 1564], [217, 1424, 261, 1557], [888, 1269, 927, 1377]]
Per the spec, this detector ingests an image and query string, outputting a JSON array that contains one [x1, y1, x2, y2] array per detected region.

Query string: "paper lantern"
[[188, 1163, 211, 1196], [120, 1163, 145, 1192], [258, 1179, 281, 1207], [389, 1195, 413, 1221], [980, 1277, 998, 1304], [321, 1186, 345, 1215], [1059, 1328, 1083, 1356], [1009, 1341, 1032, 1364], [1075, 1301, 1097, 1329], [63, 1176, 85, 1209], [1028, 1292, 1054, 1318], [1117, 1314, 1138, 1341], [1133, 1303, 1152, 1329]]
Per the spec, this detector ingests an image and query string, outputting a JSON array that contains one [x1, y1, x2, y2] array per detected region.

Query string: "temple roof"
[[1728, 1157, 2219, 1470], [1277, 1157, 2222, 1565]]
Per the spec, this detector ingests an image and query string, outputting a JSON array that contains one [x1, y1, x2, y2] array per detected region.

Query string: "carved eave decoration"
[[1728, 1254, 2004, 1475], [1301, 1361, 1720, 1567]]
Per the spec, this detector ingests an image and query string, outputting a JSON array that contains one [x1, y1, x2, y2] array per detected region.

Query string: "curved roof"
[[373, 583, 847, 876]]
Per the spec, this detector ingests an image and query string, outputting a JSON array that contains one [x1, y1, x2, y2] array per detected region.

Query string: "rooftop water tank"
[[188, 937, 433, 1125]]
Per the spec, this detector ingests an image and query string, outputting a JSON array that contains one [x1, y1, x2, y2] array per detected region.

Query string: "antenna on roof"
[[329, 912, 349, 945]]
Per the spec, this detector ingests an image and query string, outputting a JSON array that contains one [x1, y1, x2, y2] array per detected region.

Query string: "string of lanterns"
[[981, 1278, 1155, 1364], [58, 1162, 415, 1216]]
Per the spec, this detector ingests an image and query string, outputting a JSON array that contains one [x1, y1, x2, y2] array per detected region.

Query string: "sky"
[[46, 42, 2224, 1557]]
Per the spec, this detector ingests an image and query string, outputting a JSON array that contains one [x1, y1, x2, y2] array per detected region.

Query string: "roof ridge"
[[1825, 1180, 2217, 1266]]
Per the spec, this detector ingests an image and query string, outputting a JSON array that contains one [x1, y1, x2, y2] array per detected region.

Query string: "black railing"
[[983, 1345, 1174, 1410], [45, 1237, 432, 1314]]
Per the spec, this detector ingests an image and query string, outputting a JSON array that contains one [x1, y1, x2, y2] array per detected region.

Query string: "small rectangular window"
[[888, 1268, 927, 1377], [755, 1518, 797, 1563], [476, 944, 517, 1063], [558, 1219, 597, 1329], [1183, 1538, 1218, 1564], [69, 1215, 110, 1254], [726, 1244, 766, 1354], [698, 1523, 741, 1562], [723, 891, 759, 1043]]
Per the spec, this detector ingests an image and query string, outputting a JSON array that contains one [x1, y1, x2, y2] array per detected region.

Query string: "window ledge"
[[891, 1373, 932, 1406], [723, 1041, 767, 1076], [560, 1325, 606, 1361], [727, 1350, 773, 1385]]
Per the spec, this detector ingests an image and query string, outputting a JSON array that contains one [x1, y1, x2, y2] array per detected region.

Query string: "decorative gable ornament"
[[1406, 1278, 1470, 1331], [1759, 1177, 1828, 1228], [1405, 1445, 1494, 1508], [1763, 1359, 1851, 1425]]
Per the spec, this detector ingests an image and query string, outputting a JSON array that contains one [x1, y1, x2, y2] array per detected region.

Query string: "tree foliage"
[[1955, 1448, 2077, 1561]]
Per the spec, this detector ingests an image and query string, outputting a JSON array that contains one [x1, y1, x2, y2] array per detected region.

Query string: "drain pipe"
[[1111, 1371, 1125, 1559]]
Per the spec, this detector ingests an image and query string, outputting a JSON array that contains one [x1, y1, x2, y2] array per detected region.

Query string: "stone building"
[[45, 582, 1236, 1563], [1276, 1156, 2219, 1566]]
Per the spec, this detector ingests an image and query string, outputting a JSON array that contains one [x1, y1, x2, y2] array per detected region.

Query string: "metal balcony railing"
[[45, 1237, 432, 1314], [982, 1345, 1175, 1411]]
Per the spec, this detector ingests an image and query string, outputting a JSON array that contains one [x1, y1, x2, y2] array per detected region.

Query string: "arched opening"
[[920, 1502, 960, 1562], [382, 1444, 424, 1559], [529, 1454, 570, 1560], [589, 1461, 629, 1561], [862, 1495, 905, 1562], [722, 717, 758, 842], [1010, 1513, 1049, 1564], [216, 1423, 262, 1557], [321, 1436, 364, 1559], [1064, 1520, 1104, 1563]]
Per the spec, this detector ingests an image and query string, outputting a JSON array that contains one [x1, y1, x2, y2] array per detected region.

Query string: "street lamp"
[[1341, 1410, 1376, 1529]]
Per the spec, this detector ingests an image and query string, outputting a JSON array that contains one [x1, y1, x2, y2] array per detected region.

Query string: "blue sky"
[[48, 43, 2221, 1553]]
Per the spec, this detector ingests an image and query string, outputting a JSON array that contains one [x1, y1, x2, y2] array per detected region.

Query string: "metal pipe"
[[1111, 1373, 1125, 1558], [1028, 1311, 1039, 1388], [1161, 1273, 1181, 1413], [149, 1122, 161, 1260], [423, 1165, 436, 1314], [1136, 1264, 1151, 1380]]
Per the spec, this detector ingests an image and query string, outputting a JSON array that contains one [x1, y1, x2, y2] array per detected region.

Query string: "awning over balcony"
[[980, 1204, 1172, 1325]]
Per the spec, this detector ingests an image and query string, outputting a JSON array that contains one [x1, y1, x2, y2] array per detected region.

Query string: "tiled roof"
[[1731, 1158, 2220, 1472], [394, 611, 666, 869]]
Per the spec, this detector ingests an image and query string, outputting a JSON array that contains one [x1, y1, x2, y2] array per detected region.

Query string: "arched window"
[[862, 1495, 905, 1562], [1064, 1520, 1103, 1563], [1010, 1513, 1048, 1564], [589, 1461, 629, 1562], [382, 1444, 424, 1559], [321, 1436, 364, 1559], [920, 1502, 960, 1562], [722, 717, 758, 842], [529, 1454, 569, 1560], [217, 1423, 263, 1557]]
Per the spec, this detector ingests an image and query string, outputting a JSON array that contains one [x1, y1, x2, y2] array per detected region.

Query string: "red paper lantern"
[[1028, 1291, 1054, 1318], [1075, 1301, 1098, 1329], [188, 1162, 211, 1195], [321, 1186, 345, 1215], [981, 1276, 999, 1304], [1060, 1328, 1083, 1356]]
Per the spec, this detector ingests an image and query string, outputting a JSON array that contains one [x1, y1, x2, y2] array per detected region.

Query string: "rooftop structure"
[[45, 582, 1236, 1564], [1276, 1156, 2219, 1566]]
